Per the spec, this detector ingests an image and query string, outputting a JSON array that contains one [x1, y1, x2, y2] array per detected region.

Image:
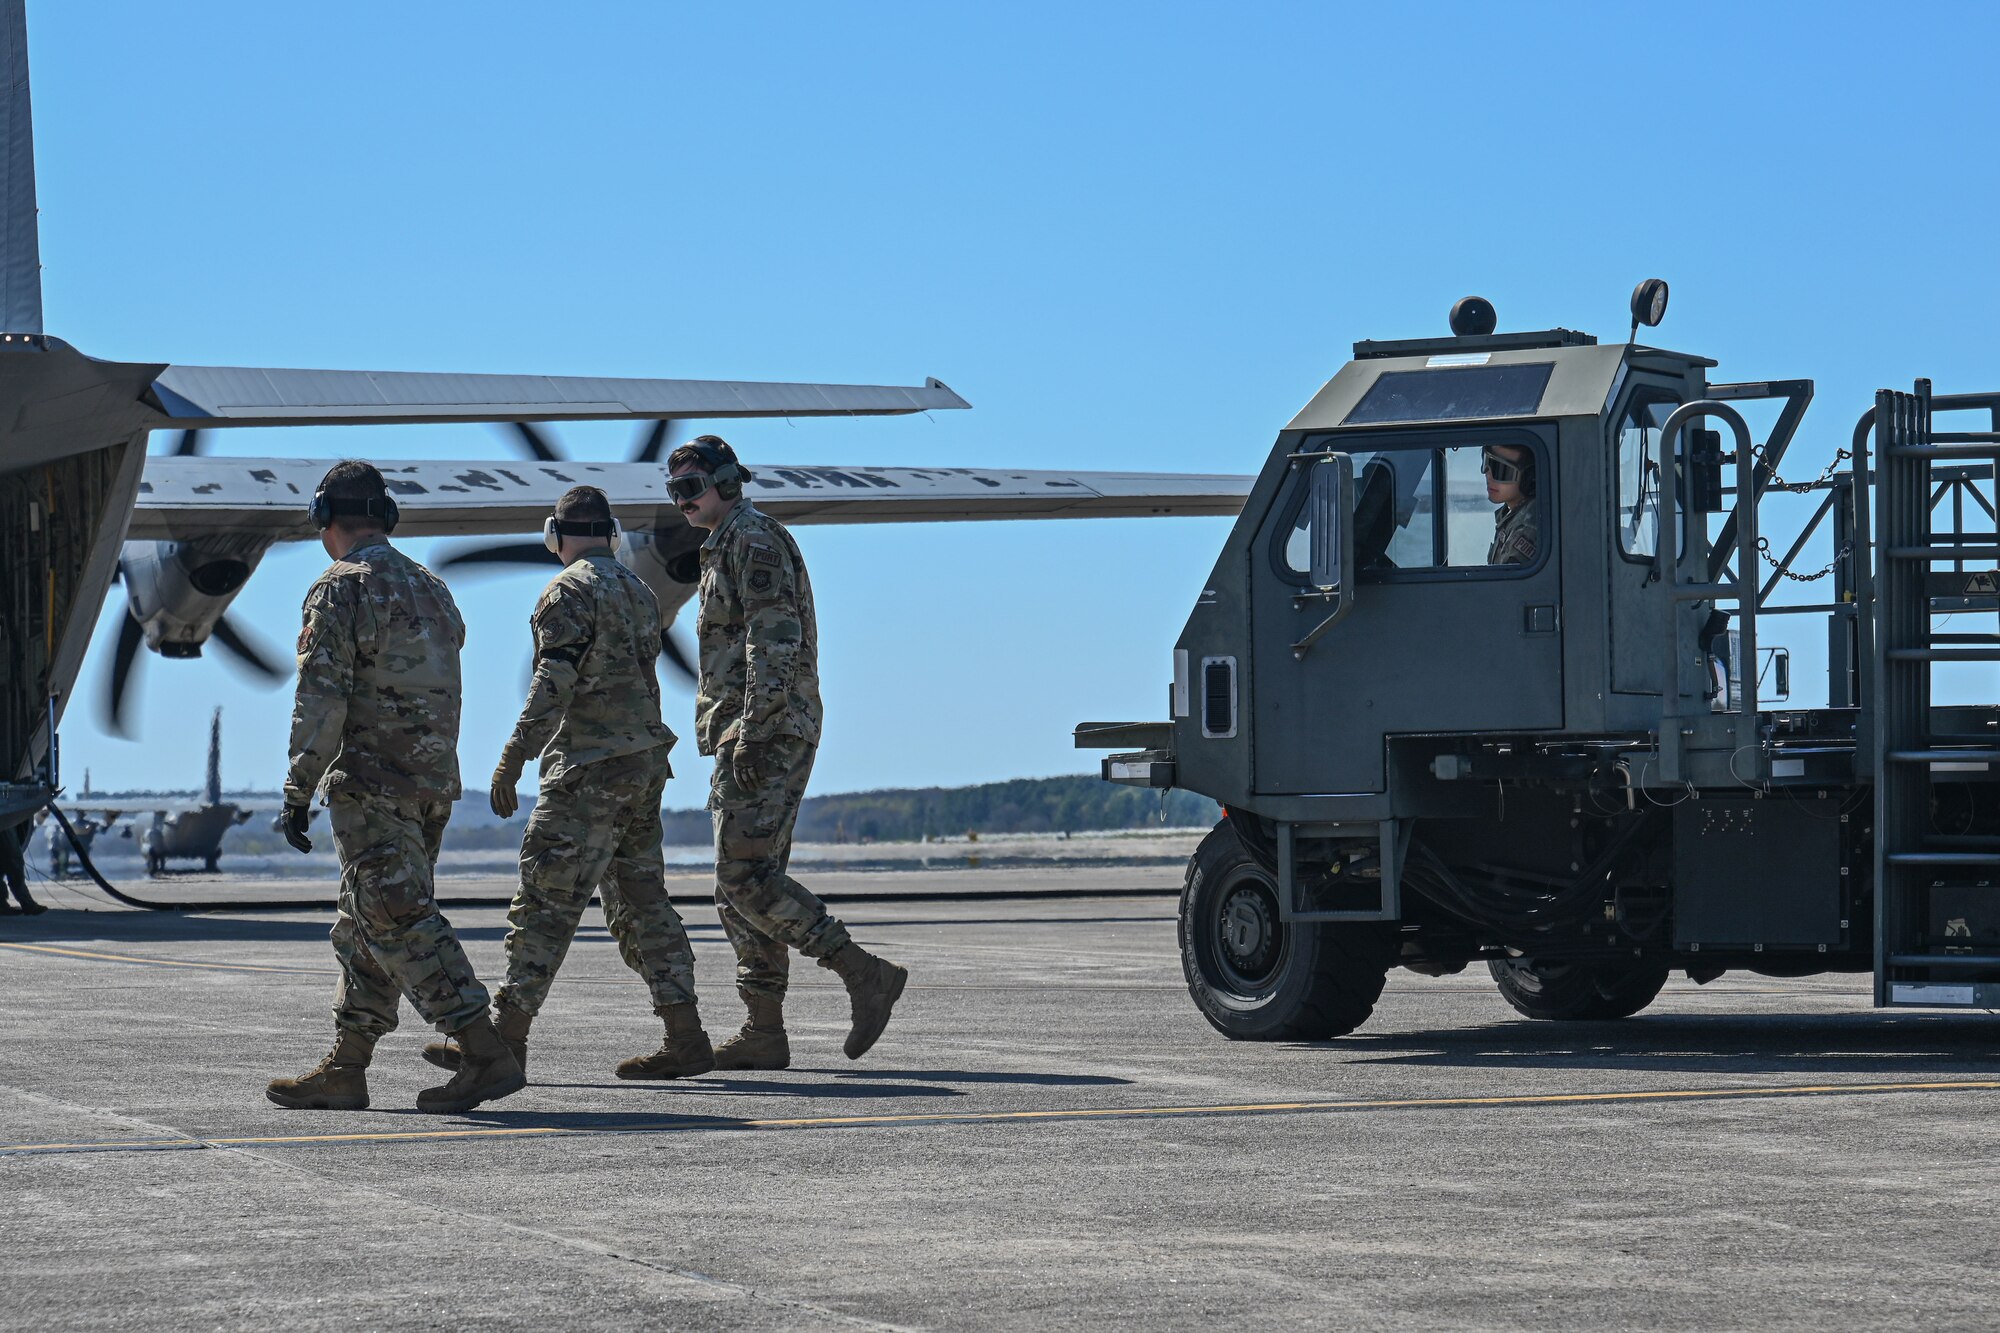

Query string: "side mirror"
[[1293, 453, 1357, 659], [1307, 453, 1355, 592]]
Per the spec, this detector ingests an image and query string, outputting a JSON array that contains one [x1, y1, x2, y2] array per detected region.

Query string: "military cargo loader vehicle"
[[1080, 283, 2000, 1039]]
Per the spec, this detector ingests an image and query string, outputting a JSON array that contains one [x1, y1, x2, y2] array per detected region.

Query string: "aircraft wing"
[[127, 457, 1253, 541], [146, 367, 968, 428], [63, 797, 286, 815], [211, 796, 289, 814]]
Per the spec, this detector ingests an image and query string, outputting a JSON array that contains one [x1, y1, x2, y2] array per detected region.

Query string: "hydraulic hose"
[[1406, 810, 1657, 937], [43, 803, 206, 911]]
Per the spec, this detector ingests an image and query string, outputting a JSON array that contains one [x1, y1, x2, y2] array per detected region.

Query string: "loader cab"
[[1171, 292, 1717, 813]]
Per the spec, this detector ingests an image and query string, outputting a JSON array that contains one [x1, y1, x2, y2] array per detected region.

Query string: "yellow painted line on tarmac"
[[0, 941, 335, 976], [4, 1079, 1997, 1158]]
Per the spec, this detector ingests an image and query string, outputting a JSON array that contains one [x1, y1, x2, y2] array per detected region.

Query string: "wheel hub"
[[1218, 882, 1280, 984]]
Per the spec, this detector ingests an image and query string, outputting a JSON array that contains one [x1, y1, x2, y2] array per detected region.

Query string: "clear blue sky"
[[40, 1, 2000, 808]]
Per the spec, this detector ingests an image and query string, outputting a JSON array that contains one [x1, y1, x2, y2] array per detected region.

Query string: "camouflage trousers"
[[328, 794, 491, 1037], [709, 734, 850, 1002], [496, 746, 698, 1017]]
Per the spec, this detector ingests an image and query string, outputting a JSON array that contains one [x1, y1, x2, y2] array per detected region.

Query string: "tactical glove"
[[490, 748, 527, 819], [281, 803, 314, 855], [729, 739, 765, 793]]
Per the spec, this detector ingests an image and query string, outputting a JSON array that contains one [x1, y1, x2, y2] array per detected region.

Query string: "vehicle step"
[[1886, 648, 2000, 662], [1885, 749, 2000, 764], [1890, 442, 2000, 457], [1889, 545, 2000, 560], [1925, 571, 2000, 599]]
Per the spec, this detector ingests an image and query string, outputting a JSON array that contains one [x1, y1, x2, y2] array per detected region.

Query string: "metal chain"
[[1755, 536, 1850, 582], [1750, 443, 1852, 494]]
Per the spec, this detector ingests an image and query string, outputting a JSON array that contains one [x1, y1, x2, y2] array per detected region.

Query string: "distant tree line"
[[704, 774, 1218, 847], [183, 773, 1219, 856]]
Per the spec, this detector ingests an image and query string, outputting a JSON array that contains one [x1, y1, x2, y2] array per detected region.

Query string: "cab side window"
[[1616, 395, 1682, 561], [1440, 446, 1502, 568], [1280, 438, 1542, 578]]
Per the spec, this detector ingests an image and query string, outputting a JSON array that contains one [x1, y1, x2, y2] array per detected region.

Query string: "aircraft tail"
[[0, 0, 39, 334], [204, 707, 221, 806]]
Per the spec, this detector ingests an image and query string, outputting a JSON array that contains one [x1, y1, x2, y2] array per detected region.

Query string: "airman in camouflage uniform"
[[668, 436, 908, 1067], [1488, 498, 1539, 565], [266, 460, 525, 1116], [426, 485, 713, 1082], [1483, 443, 1540, 566]]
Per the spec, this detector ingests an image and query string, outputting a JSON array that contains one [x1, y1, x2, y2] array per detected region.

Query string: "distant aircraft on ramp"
[[54, 708, 284, 876]]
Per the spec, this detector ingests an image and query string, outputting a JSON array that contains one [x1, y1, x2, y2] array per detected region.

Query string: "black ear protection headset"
[[542, 514, 621, 554], [308, 483, 400, 533]]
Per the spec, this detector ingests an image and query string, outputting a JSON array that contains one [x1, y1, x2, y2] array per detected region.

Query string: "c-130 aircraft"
[[0, 0, 1249, 819]]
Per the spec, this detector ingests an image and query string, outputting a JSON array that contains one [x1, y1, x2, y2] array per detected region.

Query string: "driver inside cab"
[[1483, 444, 1538, 565]]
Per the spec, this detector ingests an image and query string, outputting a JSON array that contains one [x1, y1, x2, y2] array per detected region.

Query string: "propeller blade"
[[170, 428, 207, 457], [660, 628, 697, 685], [437, 540, 557, 573], [105, 603, 145, 737], [505, 422, 564, 462], [632, 420, 673, 464], [210, 615, 288, 683]]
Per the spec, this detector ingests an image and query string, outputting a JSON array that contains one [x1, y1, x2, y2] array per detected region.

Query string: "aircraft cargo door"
[[1250, 428, 1565, 794]]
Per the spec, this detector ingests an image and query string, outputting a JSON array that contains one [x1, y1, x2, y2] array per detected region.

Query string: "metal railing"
[[1655, 400, 1759, 782]]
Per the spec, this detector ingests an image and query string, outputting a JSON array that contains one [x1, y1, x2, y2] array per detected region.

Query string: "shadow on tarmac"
[[833, 1068, 1133, 1087], [1, 913, 340, 945], [537, 1076, 968, 1101], [451, 1107, 765, 1132], [1320, 1013, 2000, 1076], [536, 1069, 1135, 1099]]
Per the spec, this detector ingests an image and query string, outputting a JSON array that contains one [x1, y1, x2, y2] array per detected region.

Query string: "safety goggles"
[[666, 472, 714, 504], [1480, 448, 1526, 485]]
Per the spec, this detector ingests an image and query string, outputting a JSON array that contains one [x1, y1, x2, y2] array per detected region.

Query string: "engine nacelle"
[[118, 534, 277, 656], [616, 524, 704, 626]]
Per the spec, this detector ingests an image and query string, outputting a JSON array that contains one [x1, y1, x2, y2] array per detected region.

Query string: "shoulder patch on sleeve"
[[749, 544, 783, 567]]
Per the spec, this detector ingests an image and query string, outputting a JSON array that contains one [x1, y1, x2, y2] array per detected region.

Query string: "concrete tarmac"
[[2, 873, 1997, 1330]]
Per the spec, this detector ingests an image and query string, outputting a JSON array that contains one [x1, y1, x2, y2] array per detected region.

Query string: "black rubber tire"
[[1179, 821, 1398, 1041], [1487, 956, 1669, 1021]]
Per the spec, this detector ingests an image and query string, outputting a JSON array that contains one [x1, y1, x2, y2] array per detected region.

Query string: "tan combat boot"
[[710, 993, 790, 1070], [415, 1013, 527, 1114], [821, 942, 908, 1060], [422, 1000, 532, 1079], [615, 1002, 718, 1080], [266, 1029, 375, 1110]]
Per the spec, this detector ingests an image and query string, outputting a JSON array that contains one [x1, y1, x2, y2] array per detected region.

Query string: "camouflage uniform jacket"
[[1488, 498, 1540, 566], [502, 548, 676, 782], [286, 539, 465, 806], [694, 501, 822, 756]]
